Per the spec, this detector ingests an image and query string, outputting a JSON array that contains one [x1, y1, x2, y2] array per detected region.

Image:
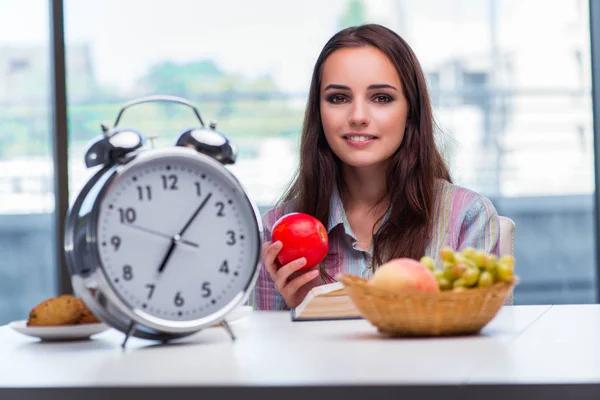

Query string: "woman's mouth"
[[342, 134, 378, 146]]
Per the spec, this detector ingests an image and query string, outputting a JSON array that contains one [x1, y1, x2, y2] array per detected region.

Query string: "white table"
[[1, 305, 600, 399]]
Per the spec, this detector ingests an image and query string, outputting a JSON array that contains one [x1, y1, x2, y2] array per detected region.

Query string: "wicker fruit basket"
[[337, 273, 518, 337]]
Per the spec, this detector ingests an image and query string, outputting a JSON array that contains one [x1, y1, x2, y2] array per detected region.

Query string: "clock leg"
[[121, 321, 138, 349], [220, 320, 236, 341]]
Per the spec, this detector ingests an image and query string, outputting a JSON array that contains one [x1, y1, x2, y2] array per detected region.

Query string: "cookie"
[[27, 295, 84, 326], [77, 302, 101, 324]]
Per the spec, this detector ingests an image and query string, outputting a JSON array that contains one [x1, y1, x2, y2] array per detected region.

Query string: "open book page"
[[291, 281, 362, 321]]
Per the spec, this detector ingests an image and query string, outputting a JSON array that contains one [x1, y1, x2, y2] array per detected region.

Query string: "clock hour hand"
[[157, 237, 177, 274], [125, 223, 199, 248]]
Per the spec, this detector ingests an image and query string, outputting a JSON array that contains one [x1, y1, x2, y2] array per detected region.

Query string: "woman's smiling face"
[[320, 45, 409, 169]]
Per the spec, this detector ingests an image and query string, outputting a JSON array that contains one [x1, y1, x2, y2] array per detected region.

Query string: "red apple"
[[371, 258, 440, 293], [271, 212, 329, 270]]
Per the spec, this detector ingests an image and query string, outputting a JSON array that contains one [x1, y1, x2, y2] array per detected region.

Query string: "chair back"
[[499, 216, 515, 256]]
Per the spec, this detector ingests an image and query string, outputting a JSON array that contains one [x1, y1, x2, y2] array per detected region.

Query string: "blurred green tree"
[[339, 0, 367, 29]]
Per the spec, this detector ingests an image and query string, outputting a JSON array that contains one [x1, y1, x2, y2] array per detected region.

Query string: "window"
[[0, 1, 56, 325], [399, 0, 594, 304], [9, 59, 31, 73], [59, 0, 595, 308]]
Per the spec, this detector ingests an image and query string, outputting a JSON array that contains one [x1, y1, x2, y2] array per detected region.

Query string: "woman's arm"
[[246, 208, 288, 311]]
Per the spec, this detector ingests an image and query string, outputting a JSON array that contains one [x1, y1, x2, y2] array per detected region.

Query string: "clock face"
[[96, 152, 260, 323]]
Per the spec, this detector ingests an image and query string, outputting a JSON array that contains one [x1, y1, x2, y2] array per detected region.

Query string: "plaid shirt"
[[247, 179, 501, 310]]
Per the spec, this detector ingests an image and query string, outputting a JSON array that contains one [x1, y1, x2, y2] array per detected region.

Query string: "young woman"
[[248, 24, 500, 310]]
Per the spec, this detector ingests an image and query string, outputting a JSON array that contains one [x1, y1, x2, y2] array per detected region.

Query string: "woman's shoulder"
[[435, 179, 496, 210], [433, 179, 499, 227], [431, 180, 500, 256]]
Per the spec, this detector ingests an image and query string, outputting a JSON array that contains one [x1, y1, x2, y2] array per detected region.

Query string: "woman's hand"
[[262, 240, 321, 309]]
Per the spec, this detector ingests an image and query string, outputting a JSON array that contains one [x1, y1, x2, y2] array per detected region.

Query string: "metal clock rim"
[[67, 146, 263, 337]]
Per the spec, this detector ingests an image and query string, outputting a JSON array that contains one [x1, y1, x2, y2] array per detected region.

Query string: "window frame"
[[589, 0, 600, 302], [50, 0, 71, 294]]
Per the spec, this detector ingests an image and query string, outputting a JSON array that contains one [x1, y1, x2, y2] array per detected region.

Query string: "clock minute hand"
[[157, 193, 212, 274], [178, 192, 213, 236], [126, 223, 199, 248], [126, 224, 172, 240]]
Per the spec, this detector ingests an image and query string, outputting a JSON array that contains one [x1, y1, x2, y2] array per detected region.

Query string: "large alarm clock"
[[64, 95, 263, 347]]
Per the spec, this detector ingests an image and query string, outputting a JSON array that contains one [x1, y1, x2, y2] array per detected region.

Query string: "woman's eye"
[[373, 95, 392, 103], [328, 94, 347, 104]]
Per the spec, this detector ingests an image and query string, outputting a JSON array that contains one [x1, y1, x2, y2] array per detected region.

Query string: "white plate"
[[10, 306, 252, 340], [9, 320, 110, 341]]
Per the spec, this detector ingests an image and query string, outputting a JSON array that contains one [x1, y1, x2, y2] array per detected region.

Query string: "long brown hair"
[[280, 23, 451, 271]]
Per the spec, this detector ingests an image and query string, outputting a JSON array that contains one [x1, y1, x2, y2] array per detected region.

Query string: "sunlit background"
[[0, 0, 595, 323]]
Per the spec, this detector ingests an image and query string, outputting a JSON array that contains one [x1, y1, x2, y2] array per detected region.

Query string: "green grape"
[[452, 262, 468, 279], [477, 271, 494, 288], [453, 278, 467, 289], [437, 277, 452, 291], [483, 254, 498, 272], [462, 267, 480, 287], [443, 262, 457, 281], [453, 253, 467, 264], [464, 258, 477, 270], [440, 247, 456, 262], [497, 262, 514, 282], [420, 256, 436, 272], [499, 255, 515, 269], [461, 247, 477, 261], [472, 251, 486, 268]]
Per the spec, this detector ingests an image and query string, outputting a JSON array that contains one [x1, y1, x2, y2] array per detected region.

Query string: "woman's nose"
[[348, 100, 370, 127]]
